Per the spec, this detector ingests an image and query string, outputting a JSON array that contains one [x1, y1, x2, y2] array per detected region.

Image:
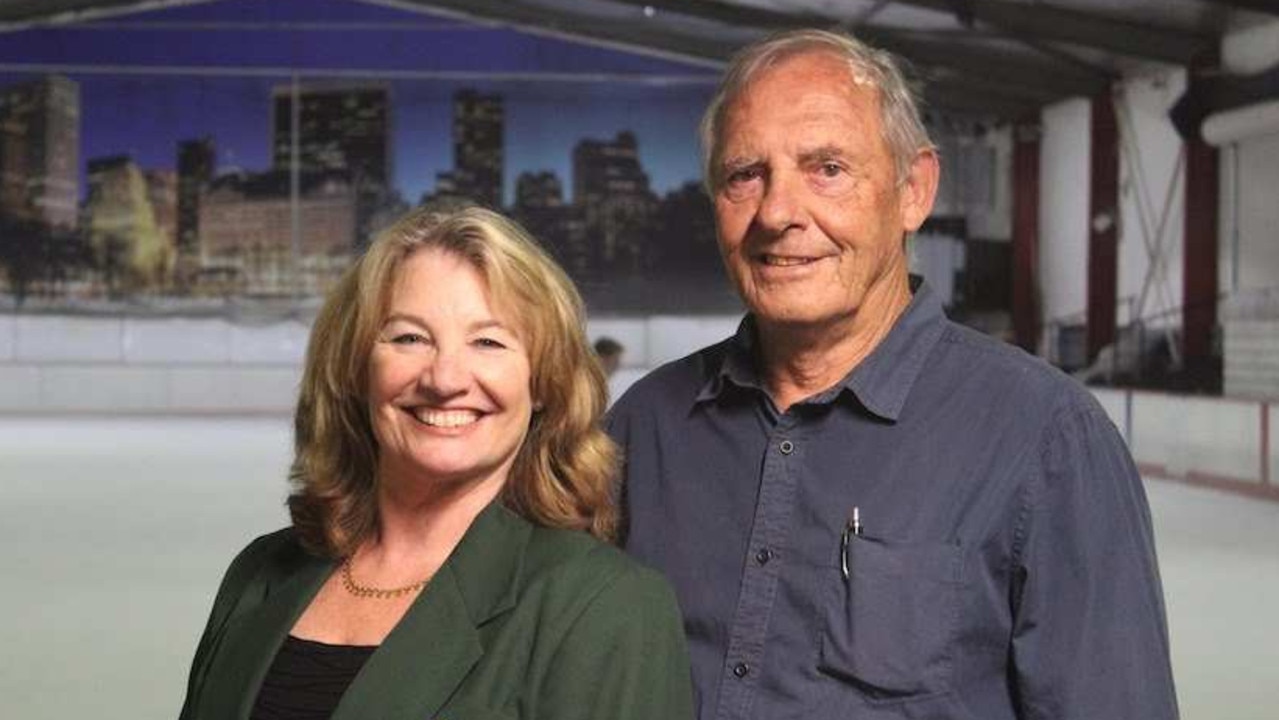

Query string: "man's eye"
[[818, 162, 844, 177], [726, 167, 761, 185]]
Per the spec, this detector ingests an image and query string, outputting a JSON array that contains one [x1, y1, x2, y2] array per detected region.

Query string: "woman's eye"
[[390, 333, 425, 345], [474, 337, 507, 349]]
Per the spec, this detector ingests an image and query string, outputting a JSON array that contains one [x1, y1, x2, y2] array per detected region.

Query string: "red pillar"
[[1183, 127, 1219, 388], [1012, 120, 1041, 353], [1087, 92, 1120, 362]]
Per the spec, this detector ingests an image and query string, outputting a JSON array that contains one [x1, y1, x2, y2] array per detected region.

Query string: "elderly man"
[[608, 29, 1178, 720]]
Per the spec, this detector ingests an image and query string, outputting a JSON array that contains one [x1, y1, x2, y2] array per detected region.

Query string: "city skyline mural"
[[0, 0, 742, 313]]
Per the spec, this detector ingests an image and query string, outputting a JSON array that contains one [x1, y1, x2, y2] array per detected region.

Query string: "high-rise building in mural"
[[572, 131, 655, 274], [272, 83, 390, 246], [513, 169, 588, 277], [515, 170, 563, 210], [84, 155, 173, 294], [271, 83, 390, 184], [199, 169, 356, 297], [176, 137, 215, 266], [0, 75, 79, 229], [451, 89, 503, 209], [145, 169, 178, 254]]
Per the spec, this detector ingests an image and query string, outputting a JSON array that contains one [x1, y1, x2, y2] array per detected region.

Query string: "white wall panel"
[[1236, 133, 1279, 293], [646, 316, 740, 368], [39, 366, 169, 411], [124, 318, 232, 364], [1038, 98, 1091, 330], [229, 321, 309, 365], [16, 315, 125, 362], [168, 367, 300, 412], [0, 314, 13, 361], [0, 365, 41, 409], [1132, 392, 1261, 482], [585, 318, 649, 368]]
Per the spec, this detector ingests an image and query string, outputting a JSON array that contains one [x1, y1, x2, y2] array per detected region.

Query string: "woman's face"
[[366, 248, 534, 499]]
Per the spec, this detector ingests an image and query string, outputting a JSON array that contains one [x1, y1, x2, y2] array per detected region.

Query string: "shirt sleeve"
[[1010, 402, 1179, 720], [538, 563, 695, 720]]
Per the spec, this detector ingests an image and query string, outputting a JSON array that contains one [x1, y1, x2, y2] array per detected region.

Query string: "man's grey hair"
[[700, 28, 936, 190]]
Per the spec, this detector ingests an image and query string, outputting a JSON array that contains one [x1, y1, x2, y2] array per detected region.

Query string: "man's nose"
[[755, 170, 804, 234]]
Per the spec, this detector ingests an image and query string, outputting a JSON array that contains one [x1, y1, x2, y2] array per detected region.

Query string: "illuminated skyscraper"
[[451, 89, 504, 209], [271, 83, 390, 185], [272, 83, 390, 246], [572, 131, 655, 273], [0, 75, 79, 229], [176, 137, 215, 280]]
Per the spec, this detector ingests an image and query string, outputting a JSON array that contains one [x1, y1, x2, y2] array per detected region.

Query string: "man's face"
[[711, 52, 937, 331]]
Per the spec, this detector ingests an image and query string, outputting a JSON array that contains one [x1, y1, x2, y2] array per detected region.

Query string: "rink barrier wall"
[[0, 313, 739, 414], [3, 314, 1276, 502], [1092, 387, 1278, 502]]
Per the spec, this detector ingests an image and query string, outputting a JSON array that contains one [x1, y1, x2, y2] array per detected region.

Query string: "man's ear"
[[899, 148, 940, 233]]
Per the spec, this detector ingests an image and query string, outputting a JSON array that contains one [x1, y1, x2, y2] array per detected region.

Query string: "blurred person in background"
[[179, 206, 692, 720], [594, 336, 625, 379]]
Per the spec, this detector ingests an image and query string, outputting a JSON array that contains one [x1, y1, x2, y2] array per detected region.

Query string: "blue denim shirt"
[[607, 281, 1177, 720]]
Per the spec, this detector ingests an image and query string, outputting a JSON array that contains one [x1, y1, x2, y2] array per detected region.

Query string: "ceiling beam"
[[370, 0, 739, 68], [0, 0, 216, 30], [608, 0, 1107, 98], [1192, 0, 1279, 16], [888, 0, 1213, 64]]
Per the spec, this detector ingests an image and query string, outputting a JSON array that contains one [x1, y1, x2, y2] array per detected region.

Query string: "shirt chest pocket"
[[817, 536, 962, 703]]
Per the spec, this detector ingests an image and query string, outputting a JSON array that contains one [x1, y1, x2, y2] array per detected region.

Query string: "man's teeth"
[[762, 255, 813, 266], [414, 409, 480, 427]]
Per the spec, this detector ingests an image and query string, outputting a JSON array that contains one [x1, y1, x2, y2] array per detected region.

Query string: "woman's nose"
[[419, 345, 468, 398]]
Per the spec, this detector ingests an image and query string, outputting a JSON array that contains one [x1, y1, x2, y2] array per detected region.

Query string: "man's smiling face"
[[712, 51, 933, 332]]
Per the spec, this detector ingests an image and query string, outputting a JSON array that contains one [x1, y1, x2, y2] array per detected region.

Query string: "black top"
[[250, 635, 377, 720]]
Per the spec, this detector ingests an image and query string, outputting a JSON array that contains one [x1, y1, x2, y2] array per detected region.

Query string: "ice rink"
[[2, 415, 1277, 719]]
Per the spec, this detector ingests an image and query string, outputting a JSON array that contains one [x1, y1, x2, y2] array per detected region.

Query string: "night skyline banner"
[[0, 0, 741, 313]]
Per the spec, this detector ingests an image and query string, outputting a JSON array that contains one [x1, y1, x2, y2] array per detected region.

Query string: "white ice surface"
[[1, 416, 1276, 719]]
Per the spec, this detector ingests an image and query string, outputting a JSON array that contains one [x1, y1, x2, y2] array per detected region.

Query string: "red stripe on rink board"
[[1138, 462, 1279, 503], [1262, 403, 1270, 487]]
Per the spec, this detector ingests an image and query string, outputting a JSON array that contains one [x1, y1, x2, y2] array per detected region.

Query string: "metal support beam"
[[618, 0, 1208, 65], [889, 0, 1212, 64], [1012, 120, 1041, 353], [1087, 91, 1119, 362], [1194, 0, 1279, 17], [608, 0, 1107, 94]]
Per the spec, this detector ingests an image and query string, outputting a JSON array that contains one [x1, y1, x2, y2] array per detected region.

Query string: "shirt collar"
[[696, 277, 947, 422]]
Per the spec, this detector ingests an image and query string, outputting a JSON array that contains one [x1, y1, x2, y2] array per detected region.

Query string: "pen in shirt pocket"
[[839, 506, 862, 580]]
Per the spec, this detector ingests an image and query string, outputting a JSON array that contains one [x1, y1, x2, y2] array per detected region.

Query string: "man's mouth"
[[759, 254, 818, 267], [411, 408, 481, 428]]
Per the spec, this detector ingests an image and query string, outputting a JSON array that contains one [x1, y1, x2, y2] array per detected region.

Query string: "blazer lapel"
[[331, 503, 533, 720], [195, 551, 332, 720], [331, 566, 481, 720]]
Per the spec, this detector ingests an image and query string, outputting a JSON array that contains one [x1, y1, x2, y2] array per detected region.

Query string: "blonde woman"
[[179, 206, 692, 720]]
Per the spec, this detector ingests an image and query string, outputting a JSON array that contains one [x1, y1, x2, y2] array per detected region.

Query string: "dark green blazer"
[[179, 503, 694, 720]]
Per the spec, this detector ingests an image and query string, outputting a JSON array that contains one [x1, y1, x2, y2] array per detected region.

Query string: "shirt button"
[[755, 548, 773, 565], [733, 662, 750, 678], [779, 440, 794, 455]]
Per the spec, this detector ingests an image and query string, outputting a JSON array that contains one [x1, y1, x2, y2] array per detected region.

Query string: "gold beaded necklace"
[[339, 556, 432, 600]]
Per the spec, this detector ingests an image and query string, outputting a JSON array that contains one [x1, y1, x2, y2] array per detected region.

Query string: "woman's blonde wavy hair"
[[288, 205, 617, 557]]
